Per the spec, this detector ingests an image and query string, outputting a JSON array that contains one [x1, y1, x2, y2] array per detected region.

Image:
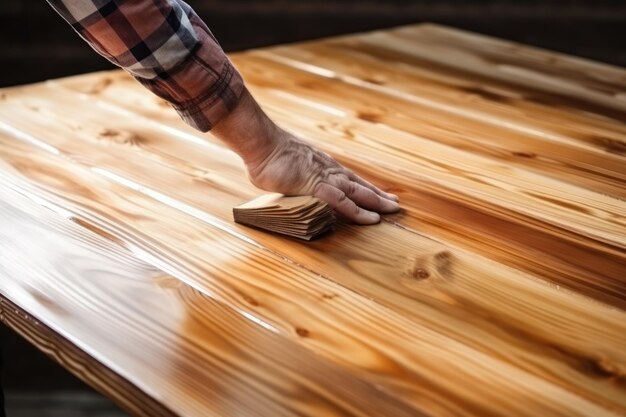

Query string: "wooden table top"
[[1, 23, 625, 417]]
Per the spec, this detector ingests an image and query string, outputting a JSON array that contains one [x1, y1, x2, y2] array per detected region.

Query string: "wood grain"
[[1, 23, 625, 417], [260, 25, 626, 140], [4, 118, 626, 416], [44, 71, 626, 308], [0, 185, 422, 417]]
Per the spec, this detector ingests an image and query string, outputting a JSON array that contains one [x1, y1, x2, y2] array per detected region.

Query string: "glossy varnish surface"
[[0, 24, 625, 417]]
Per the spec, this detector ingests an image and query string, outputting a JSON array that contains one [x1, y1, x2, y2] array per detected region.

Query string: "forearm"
[[211, 87, 282, 166]]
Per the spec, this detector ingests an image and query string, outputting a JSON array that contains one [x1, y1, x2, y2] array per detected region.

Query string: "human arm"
[[47, 0, 399, 223], [46, 0, 243, 131]]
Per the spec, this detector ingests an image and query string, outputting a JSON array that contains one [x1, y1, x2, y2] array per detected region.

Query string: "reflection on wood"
[[0, 186, 421, 417], [0, 23, 625, 417], [52, 63, 626, 308]]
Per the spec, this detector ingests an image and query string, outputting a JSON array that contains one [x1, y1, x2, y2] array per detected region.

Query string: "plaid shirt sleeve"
[[46, 0, 245, 132]]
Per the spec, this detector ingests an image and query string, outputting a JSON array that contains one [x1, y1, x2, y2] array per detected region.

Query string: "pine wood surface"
[[0, 23, 625, 417]]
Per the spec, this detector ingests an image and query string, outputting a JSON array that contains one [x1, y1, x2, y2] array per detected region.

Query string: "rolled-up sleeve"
[[47, 0, 245, 131]]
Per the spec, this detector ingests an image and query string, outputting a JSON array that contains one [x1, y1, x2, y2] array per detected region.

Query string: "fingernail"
[[369, 212, 381, 223], [388, 193, 399, 202], [382, 200, 400, 213]]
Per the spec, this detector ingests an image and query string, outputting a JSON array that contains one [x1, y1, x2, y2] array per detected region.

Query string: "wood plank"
[[25, 73, 626, 308], [236, 55, 626, 198], [392, 24, 626, 104], [2, 23, 626, 417], [241, 80, 626, 242], [5, 134, 624, 417], [0, 84, 625, 414], [250, 89, 626, 305], [0, 185, 422, 417], [259, 32, 626, 155], [57, 65, 626, 199]]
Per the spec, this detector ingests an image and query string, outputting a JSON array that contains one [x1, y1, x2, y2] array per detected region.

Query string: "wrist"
[[210, 87, 282, 165]]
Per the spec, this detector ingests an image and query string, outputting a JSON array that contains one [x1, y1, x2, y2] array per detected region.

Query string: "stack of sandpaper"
[[233, 194, 335, 240]]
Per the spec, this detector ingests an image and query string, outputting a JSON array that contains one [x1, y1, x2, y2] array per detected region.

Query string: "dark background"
[[0, 0, 625, 88], [1, 0, 625, 415]]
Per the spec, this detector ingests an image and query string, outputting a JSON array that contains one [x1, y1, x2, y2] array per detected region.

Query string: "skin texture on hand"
[[211, 88, 400, 224], [247, 130, 400, 224]]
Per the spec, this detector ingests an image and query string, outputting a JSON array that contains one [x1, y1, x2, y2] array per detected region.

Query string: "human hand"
[[246, 128, 399, 224], [211, 88, 399, 224]]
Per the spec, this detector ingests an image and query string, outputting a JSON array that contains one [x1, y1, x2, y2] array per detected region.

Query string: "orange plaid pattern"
[[47, 0, 244, 131]]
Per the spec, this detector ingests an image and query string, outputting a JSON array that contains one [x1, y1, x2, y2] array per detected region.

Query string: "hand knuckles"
[[336, 190, 348, 203], [345, 181, 358, 196]]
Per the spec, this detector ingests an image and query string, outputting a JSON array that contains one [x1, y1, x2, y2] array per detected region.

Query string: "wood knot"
[[87, 77, 112, 94], [295, 327, 310, 337], [321, 293, 338, 300], [297, 80, 320, 90], [343, 128, 356, 139], [99, 128, 119, 138], [459, 86, 511, 103], [157, 99, 171, 108], [317, 121, 356, 140], [512, 151, 537, 158], [434, 250, 453, 277], [97, 128, 140, 145], [404, 250, 456, 288], [582, 356, 624, 380], [357, 111, 383, 124], [412, 268, 430, 280]]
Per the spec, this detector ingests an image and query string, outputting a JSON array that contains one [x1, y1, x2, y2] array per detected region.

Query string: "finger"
[[342, 181, 400, 213], [348, 172, 399, 202], [314, 183, 380, 225]]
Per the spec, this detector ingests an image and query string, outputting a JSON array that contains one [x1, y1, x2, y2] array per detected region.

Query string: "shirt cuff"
[[133, 14, 245, 132]]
